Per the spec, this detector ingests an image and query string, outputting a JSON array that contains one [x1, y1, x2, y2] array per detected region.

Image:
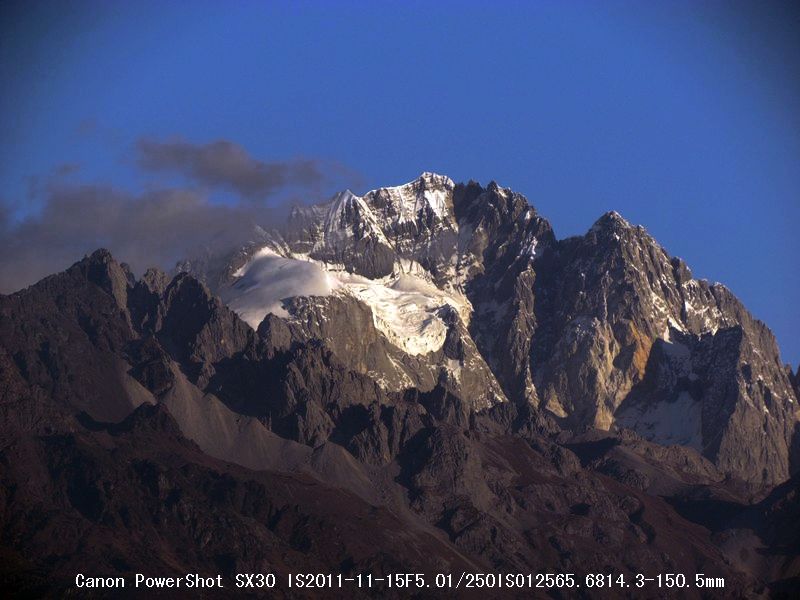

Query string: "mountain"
[[1, 174, 799, 596], [182, 173, 799, 486]]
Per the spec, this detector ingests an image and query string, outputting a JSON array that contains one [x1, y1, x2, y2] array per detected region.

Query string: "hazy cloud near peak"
[[0, 182, 286, 294], [137, 137, 331, 200], [0, 137, 361, 293]]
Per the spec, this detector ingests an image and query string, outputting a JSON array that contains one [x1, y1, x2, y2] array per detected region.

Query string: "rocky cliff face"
[[183, 173, 798, 486], [529, 211, 798, 484]]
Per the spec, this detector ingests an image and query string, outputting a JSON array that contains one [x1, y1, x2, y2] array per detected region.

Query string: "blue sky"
[[1, 0, 798, 364]]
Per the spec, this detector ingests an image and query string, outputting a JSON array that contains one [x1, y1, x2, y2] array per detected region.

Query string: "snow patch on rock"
[[223, 245, 471, 356], [616, 392, 702, 451], [223, 249, 338, 324]]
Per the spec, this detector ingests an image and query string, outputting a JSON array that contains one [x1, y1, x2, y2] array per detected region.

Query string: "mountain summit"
[[179, 173, 799, 485]]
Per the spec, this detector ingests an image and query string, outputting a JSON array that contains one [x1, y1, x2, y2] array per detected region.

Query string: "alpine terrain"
[[1, 173, 798, 597]]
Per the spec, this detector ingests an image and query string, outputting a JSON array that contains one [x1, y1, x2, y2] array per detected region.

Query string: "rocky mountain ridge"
[[180, 173, 799, 486], [2, 248, 798, 596]]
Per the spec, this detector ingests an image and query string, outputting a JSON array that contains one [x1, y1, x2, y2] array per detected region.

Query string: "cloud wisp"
[[137, 137, 332, 201], [0, 182, 286, 293], [0, 137, 361, 293]]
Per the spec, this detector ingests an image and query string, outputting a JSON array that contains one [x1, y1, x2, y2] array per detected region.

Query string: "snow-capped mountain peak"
[[322, 188, 391, 247], [175, 174, 799, 485], [362, 171, 456, 229]]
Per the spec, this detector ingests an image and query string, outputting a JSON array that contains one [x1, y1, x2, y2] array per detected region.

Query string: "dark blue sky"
[[1, 1, 798, 364]]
